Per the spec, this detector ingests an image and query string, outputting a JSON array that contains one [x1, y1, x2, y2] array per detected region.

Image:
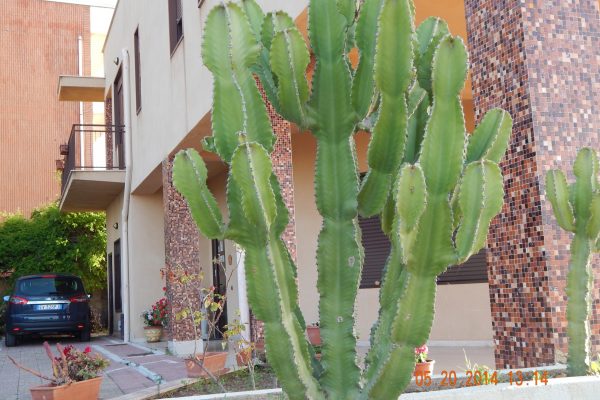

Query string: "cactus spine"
[[172, 0, 511, 398], [546, 148, 600, 376]]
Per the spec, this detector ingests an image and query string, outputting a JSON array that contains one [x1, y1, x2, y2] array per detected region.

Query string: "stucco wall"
[[128, 191, 166, 341]]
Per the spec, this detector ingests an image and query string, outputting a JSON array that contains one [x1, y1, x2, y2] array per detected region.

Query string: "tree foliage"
[[0, 203, 106, 292]]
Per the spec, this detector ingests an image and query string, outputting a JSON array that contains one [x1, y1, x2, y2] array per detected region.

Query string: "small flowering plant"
[[9, 342, 109, 386], [415, 344, 429, 364], [142, 297, 168, 327]]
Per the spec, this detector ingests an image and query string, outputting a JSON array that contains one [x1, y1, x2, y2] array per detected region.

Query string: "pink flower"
[[84, 346, 92, 354], [415, 345, 428, 355]]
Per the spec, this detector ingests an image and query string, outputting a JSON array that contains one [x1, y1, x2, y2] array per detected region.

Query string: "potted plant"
[[167, 263, 233, 384], [9, 342, 109, 400], [306, 322, 321, 346], [141, 297, 168, 342], [414, 344, 435, 377]]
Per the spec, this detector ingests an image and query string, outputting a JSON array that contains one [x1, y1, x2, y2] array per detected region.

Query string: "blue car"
[[3, 274, 91, 347]]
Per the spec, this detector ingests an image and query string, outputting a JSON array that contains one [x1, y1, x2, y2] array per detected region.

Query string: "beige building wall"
[[128, 191, 166, 341]]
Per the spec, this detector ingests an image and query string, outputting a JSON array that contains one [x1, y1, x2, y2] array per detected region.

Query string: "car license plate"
[[35, 304, 62, 311]]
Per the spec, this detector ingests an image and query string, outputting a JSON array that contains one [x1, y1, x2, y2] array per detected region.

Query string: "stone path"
[[0, 335, 190, 400]]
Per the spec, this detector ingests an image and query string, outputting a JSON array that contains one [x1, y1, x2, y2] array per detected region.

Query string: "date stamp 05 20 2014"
[[414, 369, 550, 388]]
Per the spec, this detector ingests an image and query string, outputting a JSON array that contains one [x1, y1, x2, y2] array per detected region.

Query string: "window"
[[16, 276, 84, 296], [168, 0, 183, 53], [134, 27, 141, 113], [358, 214, 489, 288]]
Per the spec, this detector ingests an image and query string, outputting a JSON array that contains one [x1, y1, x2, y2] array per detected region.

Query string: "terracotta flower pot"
[[144, 326, 163, 343], [306, 325, 321, 345], [186, 352, 228, 378], [30, 376, 103, 400], [414, 360, 435, 377], [236, 350, 252, 367]]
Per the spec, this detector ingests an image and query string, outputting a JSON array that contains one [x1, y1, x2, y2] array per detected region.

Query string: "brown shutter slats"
[[358, 214, 489, 288]]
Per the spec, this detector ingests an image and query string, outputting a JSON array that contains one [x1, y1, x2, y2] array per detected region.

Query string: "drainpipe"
[[78, 35, 85, 167], [236, 245, 250, 342], [120, 49, 133, 343]]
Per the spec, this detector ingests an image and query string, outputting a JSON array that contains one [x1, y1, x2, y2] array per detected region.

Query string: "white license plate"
[[35, 304, 62, 311]]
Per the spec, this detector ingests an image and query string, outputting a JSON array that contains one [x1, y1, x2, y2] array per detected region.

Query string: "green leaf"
[[172, 149, 225, 239]]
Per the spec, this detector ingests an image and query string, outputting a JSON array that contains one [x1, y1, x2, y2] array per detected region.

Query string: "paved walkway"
[[0, 334, 495, 399], [0, 335, 190, 400]]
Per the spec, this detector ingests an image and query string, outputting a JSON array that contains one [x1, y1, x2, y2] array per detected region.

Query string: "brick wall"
[[0, 0, 91, 216]]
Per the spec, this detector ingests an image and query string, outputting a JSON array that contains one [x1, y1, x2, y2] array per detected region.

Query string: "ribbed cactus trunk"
[[171, 0, 512, 398], [546, 148, 600, 376]]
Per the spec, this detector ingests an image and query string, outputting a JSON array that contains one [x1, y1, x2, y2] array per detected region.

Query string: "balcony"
[[59, 124, 125, 212]]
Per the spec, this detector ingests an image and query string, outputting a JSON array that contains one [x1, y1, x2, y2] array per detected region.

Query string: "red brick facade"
[[465, 0, 600, 368], [0, 0, 91, 216]]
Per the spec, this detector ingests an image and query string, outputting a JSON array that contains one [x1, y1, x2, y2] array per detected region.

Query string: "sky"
[[45, 0, 117, 8]]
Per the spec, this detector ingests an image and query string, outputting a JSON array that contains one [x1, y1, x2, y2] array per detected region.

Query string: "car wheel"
[[5, 333, 17, 347], [79, 329, 91, 342]]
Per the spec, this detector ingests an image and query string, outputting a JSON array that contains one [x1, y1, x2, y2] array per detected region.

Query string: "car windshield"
[[16, 277, 84, 296]]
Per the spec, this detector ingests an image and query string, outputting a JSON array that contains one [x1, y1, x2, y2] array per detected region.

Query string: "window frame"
[[168, 0, 184, 54], [134, 27, 142, 114]]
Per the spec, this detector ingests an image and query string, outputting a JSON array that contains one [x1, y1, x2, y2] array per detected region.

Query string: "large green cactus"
[[172, 0, 511, 398], [546, 148, 600, 377]]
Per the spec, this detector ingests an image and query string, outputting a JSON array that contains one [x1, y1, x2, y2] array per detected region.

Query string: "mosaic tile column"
[[162, 157, 202, 344], [465, 0, 600, 369]]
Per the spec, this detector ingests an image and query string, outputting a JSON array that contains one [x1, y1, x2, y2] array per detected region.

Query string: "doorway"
[[211, 239, 228, 339], [107, 253, 114, 335]]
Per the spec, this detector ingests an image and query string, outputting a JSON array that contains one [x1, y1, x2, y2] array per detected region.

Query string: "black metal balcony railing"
[[61, 124, 125, 194]]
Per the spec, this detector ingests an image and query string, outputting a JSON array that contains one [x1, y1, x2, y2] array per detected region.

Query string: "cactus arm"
[[270, 28, 311, 129], [403, 83, 429, 164], [466, 109, 513, 163], [308, 0, 362, 396], [419, 35, 467, 196], [455, 161, 504, 262], [172, 149, 225, 239], [352, 0, 385, 120], [416, 17, 450, 95], [202, 3, 273, 163], [588, 193, 600, 241], [396, 164, 427, 260], [241, 0, 264, 39], [546, 170, 576, 232], [565, 234, 593, 376], [364, 36, 470, 399], [565, 148, 599, 376], [337, 0, 357, 25], [230, 141, 278, 239], [412, 35, 468, 272], [357, 0, 415, 217], [572, 148, 599, 219], [230, 142, 323, 399], [256, 12, 296, 112]]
